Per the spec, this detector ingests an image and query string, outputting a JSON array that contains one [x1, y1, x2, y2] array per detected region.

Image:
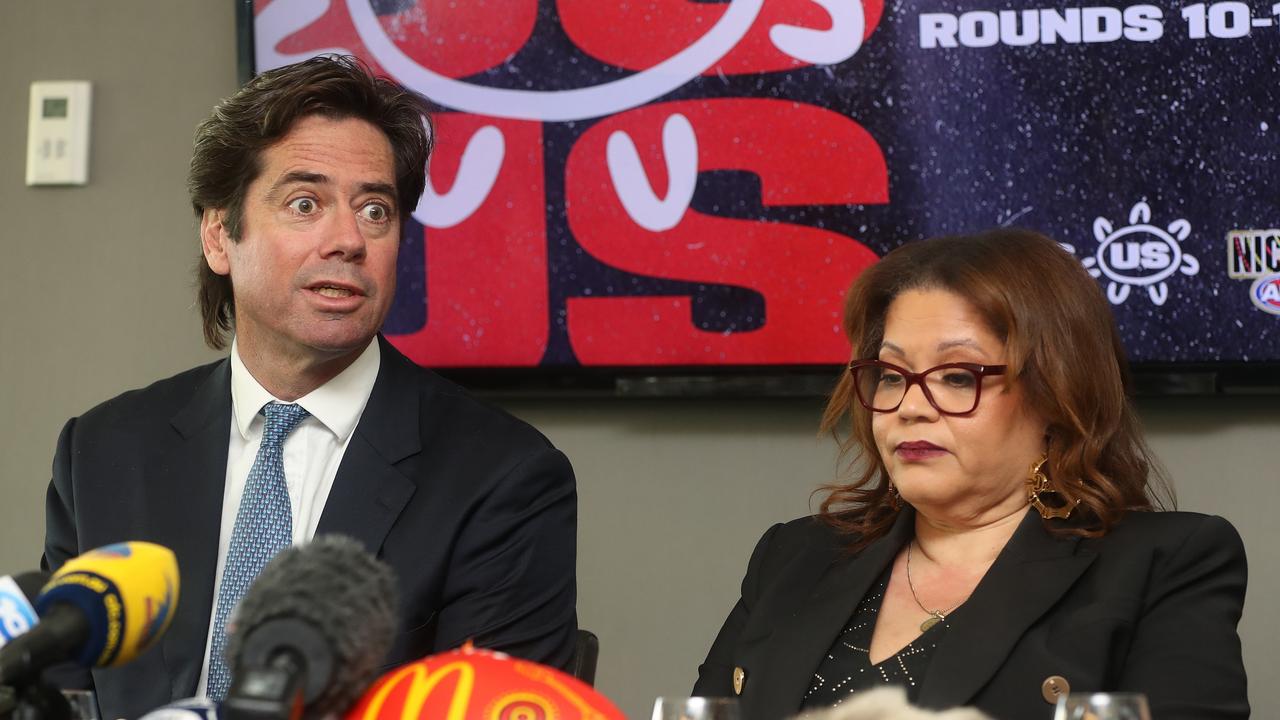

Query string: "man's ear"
[[200, 208, 232, 276]]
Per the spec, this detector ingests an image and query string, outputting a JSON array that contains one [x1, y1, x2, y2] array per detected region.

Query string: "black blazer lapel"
[[916, 510, 1097, 709], [316, 338, 417, 555], [151, 359, 233, 699], [750, 511, 915, 720]]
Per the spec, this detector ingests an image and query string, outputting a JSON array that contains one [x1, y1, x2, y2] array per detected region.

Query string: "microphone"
[[345, 644, 625, 720], [0, 572, 51, 649], [792, 687, 994, 720], [0, 541, 179, 686], [221, 534, 396, 720]]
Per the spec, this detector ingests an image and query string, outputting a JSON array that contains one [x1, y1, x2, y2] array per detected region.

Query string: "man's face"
[[202, 115, 400, 370]]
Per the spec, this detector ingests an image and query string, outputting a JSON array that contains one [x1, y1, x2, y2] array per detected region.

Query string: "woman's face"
[[871, 288, 1046, 523]]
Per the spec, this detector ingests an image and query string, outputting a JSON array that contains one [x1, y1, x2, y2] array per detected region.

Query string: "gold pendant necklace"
[[906, 541, 961, 633]]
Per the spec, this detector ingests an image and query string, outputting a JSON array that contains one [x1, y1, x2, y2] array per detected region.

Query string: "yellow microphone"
[[0, 541, 179, 684]]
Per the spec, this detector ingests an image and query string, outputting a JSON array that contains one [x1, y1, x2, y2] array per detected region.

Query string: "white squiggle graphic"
[[413, 125, 505, 229], [257, 0, 351, 69], [770, 0, 866, 65], [607, 114, 697, 233], [346, 0, 765, 121]]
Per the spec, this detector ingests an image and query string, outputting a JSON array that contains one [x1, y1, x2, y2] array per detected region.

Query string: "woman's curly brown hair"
[[818, 228, 1171, 550]]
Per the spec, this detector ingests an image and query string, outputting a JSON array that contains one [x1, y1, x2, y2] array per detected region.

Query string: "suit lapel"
[[316, 338, 418, 555], [750, 511, 915, 720], [916, 510, 1097, 709], [150, 359, 233, 699]]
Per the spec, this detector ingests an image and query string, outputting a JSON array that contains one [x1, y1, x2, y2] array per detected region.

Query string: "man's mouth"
[[312, 285, 357, 298]]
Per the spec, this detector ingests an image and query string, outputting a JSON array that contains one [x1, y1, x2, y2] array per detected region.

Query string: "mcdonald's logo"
[[346, 648, 624, 720], [353, 660, 476, 720]]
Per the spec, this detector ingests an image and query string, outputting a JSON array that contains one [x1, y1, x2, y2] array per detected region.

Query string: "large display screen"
[[246, 0, 1279, 388]]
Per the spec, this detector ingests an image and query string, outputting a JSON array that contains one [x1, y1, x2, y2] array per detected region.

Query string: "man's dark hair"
[[188, 54, 433, 349]]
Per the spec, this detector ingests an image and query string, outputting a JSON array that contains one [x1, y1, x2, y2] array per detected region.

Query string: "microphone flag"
[[0, 573, 47, 648]]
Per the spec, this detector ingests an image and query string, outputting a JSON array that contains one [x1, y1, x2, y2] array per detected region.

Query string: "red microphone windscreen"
[[345, 643, 624, 720]]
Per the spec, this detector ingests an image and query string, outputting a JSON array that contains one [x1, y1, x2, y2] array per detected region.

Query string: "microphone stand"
[[223, 662, 305, 720], [0, 683, 72, 720]]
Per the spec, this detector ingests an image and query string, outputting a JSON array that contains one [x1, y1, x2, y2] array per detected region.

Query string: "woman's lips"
[[895, 440, 948, 461]]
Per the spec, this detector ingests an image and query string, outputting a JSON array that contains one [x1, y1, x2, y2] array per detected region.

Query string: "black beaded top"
[[799, 570, 949, 710]]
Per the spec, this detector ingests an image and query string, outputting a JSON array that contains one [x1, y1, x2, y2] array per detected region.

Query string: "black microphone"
[[0, 571, 58, 719], [222, 535, 397, 720]]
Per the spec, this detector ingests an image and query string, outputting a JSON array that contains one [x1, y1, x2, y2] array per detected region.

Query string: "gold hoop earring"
[[1027, 456, 1080, 520]]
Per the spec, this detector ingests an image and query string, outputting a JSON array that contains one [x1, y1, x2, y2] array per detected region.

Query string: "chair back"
[[569, 628, 600, 686]]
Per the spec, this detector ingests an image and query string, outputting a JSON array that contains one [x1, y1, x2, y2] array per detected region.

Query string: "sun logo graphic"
[[1072, 202, 1200, 306]]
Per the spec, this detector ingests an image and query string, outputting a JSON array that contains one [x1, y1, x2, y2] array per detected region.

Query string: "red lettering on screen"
[[266, 0, 535, 79], [559, 0, 884, 76], [563, 99, 886, 365], [389, 114, 550, 366]]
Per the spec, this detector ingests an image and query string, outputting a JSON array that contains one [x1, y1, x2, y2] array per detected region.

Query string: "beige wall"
[[1, 3, 1275, 718]]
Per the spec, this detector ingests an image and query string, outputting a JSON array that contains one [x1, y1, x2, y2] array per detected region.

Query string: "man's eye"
[[288, 197, 317, 214], [360, 203, 390, 222]]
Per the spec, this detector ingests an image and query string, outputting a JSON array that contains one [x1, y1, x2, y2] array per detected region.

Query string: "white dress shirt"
[[194, 338, 381, 696]]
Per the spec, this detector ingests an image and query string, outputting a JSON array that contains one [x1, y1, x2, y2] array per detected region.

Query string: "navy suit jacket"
[[694, 508, 1248, 720], [42, 336, 577, 719]]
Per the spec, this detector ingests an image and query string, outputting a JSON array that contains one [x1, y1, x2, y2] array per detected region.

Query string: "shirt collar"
[[229, 338, 382, 442]]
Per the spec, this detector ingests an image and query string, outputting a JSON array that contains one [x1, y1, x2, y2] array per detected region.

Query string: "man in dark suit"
[[42, 56, 576, 719]]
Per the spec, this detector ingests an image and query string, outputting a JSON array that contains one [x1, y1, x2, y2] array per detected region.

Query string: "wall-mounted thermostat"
[[26, 81, 92, 186]]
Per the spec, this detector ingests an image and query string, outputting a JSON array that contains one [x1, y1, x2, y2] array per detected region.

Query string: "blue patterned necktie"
[[206, 401, 309, 700]]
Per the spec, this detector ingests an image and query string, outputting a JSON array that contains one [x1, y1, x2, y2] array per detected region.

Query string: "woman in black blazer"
[[694, 230, 1248, 720]]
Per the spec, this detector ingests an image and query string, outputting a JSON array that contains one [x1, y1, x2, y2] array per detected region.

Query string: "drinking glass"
[[652, 696, 742, 720], [1054, 692, 1151, 720], [60, 690, 101, 720]]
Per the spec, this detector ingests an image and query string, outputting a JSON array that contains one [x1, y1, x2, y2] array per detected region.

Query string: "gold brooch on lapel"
[[732, 666, 746, 695]]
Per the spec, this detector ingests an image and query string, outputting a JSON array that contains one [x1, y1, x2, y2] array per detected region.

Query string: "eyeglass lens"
[[856, 365, 982, 414]]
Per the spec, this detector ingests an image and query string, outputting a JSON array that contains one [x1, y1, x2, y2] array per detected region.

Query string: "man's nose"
[[320, 209, 367, 259]]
